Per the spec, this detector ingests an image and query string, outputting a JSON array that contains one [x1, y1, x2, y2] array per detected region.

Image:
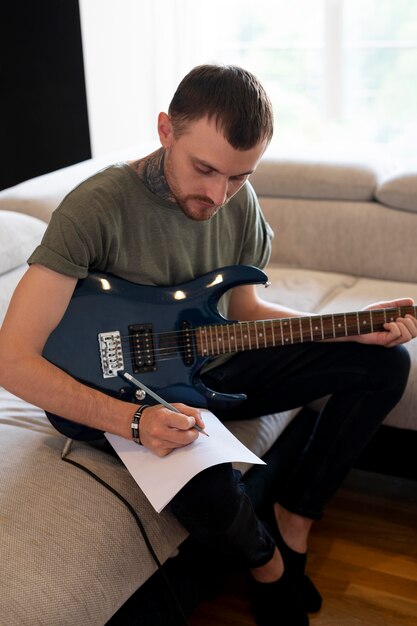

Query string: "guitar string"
[[111, 304, 411, 347], [108, 310, 401, 361]]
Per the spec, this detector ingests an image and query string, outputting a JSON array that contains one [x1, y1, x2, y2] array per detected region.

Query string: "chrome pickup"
[[98, 331, 124, 378]]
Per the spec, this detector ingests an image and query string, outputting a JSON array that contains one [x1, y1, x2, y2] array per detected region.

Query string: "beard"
[[176, 195, 224, 221], [163, 152, 224, 221]]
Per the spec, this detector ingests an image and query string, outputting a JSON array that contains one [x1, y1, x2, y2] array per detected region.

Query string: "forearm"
[[0, 353, 135, 439]]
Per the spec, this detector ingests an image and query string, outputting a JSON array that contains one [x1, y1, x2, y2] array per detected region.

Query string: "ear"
[[157, 112, 174, 149]]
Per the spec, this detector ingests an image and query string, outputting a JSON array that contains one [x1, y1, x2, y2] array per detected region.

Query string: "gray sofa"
[[1, 153, 416, 625]]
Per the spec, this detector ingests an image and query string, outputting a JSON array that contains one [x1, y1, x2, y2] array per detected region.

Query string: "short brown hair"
[[168, 64, 274, 150]]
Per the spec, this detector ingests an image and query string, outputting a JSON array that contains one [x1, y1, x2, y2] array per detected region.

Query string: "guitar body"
[[43, 265, 268, 440]]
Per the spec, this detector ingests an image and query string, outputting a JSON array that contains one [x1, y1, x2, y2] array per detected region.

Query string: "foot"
[[249, 572, 309, 626], [264, 506, 322, 613]]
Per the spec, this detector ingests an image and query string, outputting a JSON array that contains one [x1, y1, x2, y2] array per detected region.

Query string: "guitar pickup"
[[179, 320, 195, 366], [129, 323, 157, 373], [98, 331, 124, 378]]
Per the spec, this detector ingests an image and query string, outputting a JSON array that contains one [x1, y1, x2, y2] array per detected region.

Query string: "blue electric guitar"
[[43, 265, 416, 440]]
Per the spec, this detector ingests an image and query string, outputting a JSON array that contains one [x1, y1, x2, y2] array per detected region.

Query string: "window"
[[197, 0, 417, 164], [80, 0, 417, 164]]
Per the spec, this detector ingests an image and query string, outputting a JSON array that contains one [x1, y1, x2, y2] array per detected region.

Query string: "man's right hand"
[[138, 403, 205, 456]]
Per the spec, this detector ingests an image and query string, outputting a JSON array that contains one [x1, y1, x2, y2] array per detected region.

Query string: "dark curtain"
[[0, 0, 91, 190]]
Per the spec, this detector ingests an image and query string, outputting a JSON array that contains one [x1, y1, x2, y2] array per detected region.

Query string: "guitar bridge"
[[129, 323, 157, 373], [98, 331, 124, 378]]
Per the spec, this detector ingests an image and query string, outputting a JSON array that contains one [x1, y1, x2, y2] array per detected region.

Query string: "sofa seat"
[[0, 379, 298, 626]]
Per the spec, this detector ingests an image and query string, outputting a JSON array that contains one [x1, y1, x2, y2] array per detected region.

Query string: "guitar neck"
[[196, 305, 417, 357]]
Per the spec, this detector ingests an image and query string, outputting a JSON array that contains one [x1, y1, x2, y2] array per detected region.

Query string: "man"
[[0, 64, 416, 626]]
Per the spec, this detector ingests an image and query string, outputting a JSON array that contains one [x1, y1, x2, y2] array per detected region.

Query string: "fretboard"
[[195, 305, 417, 357]]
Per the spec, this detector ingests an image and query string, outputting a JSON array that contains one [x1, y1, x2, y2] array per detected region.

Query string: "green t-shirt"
[[29, 163, 273, 289]]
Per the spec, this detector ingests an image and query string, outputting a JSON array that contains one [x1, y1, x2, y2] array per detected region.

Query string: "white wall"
[[79, 0, 213, 157]]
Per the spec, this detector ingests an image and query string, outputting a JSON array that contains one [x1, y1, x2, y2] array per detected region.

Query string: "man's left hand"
[[356, 298, 417, 347]]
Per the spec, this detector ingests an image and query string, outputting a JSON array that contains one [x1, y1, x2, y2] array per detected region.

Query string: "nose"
[[207, 176, 229, 206]]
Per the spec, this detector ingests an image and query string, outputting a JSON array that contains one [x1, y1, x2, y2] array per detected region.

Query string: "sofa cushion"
[[0, 143, 158, 223], [259, 266, 357, 313], [260, 197, 417, 285], [251, 158, 377, 202], [0, 210, 46, 275], [317, 276, 417, 431], [0, 265, 28, 326], [376, 172, 417, 214]]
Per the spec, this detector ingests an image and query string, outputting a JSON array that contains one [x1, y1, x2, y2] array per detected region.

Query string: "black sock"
[[263, 509, 322, 613], [249, 573, 310, 626]]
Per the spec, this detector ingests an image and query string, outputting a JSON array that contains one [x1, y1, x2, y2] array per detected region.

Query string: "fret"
[[270, 320, 276, 347], [309, 316, 314, 341], [281, 319, 291, 344], [209, 325, 215, 355], [262, 323, 266, 346], [201, 327, 209, 356], [232, 323, 237, 350], [247, 322, 253, 350], [277, 319, 284, 346], [218, 325, 225, 354], [331, 313, 348, 338], [320, 316, 328, 338], [331, 314, 335, 338], [242, 322, 251, 350], [289, 318, 302, 343], [253, 322, 265, 349], [214, 325, 220, 354], [310, 316, 323, 340], [356, 312, 360, 334], [359, 311, 372, 333], [300, 316, 312, 342], [231, 324, 238, 351]]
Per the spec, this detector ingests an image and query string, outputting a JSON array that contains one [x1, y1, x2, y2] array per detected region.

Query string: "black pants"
[[170, 341, 410, 568]]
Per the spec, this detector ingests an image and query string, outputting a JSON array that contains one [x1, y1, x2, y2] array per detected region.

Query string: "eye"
[[230, 174, 248, 183], [196, 166, 212, 176]]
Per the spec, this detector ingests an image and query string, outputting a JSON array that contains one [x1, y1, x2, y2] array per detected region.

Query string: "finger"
[[365, 297, 415, 311], [383, 321, 412, 346], [404, 315, 417, 337], [194, 412, 206, 431], [169, 404, 203, 430]]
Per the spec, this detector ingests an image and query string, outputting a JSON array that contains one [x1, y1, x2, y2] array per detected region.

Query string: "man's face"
[[158, 114, 267, 221]]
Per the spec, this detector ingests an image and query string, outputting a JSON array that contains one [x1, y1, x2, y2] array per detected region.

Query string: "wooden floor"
[[188, 470, 417, 626]]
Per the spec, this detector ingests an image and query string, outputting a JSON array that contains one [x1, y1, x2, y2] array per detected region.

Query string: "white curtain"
[[79, 0, 209, 156]]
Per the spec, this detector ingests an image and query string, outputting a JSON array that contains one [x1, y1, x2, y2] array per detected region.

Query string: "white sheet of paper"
[[105, 410, 265, 512]]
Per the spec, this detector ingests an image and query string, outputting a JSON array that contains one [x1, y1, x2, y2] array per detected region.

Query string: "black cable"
[[61, 453, 190, 626]]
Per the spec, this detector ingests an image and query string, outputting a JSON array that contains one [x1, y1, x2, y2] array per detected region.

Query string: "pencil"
[[122, 372, 209, 436]]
